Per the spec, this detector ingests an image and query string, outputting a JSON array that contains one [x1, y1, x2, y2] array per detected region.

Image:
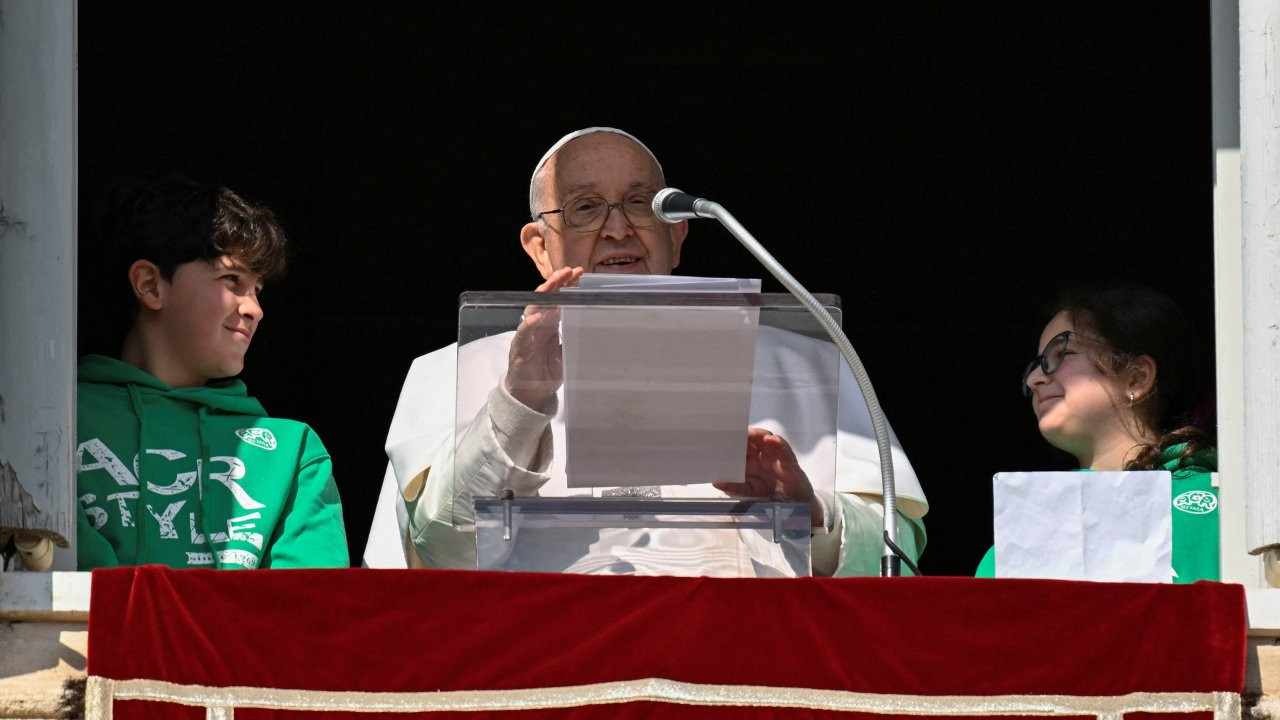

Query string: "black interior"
[[77, 2, 1215, 573]]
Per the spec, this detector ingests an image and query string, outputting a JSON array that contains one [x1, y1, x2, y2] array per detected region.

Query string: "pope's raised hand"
[[713, 427, 824, 528], [504, 267, 584, 410]]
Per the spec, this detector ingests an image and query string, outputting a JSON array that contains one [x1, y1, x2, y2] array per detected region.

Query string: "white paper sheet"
[[992, 470, 1173, 582], [560, 275, 761, 488], [570, 274, 761, 292]]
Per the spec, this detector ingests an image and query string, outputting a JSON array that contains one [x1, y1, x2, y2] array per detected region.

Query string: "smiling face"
[[1024, 311, 1138, 467], [151, 255, 264, 387], [520, 132, 687, 278]]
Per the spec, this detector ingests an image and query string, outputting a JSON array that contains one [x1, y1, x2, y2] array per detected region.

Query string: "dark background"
[[77, 2, 1215, 574]]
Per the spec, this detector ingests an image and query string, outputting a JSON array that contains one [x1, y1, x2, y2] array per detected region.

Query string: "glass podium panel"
[[474, 498, 813, 577], [453, 290, 842, 577]]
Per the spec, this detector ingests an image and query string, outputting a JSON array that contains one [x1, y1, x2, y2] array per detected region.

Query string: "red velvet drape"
[[87, 567, 1246, 719]]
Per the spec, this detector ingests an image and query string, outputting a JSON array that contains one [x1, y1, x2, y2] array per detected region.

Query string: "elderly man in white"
[[363, 127, 928, 576]]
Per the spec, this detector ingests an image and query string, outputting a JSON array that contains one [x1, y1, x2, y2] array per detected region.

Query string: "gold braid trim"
[[84, 676, 1240, 720]]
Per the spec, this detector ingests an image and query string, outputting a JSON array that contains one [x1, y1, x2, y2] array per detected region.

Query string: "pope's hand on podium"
[[505, 267, 584, 410], [714, 427, 823, 528]]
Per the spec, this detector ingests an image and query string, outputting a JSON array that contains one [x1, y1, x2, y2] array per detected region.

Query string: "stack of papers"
[[560, 275, 761, 489], [569, 274, 761, 292]]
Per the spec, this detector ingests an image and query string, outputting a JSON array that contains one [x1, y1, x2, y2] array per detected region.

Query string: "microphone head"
[[652, 188, 702, 223]]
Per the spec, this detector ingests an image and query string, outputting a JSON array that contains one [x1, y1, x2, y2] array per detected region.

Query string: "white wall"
[[0, 0, 78, 570], [1240, 0, 1280, 563], [1210, 0, 1260, 586]]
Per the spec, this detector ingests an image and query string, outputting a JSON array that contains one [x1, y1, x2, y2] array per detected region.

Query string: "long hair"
[[1052, 284, 1215, 470]]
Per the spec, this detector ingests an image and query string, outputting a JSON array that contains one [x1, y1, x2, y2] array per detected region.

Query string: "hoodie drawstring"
[[127, 387, 216, 566], [196, 406, 214, 565], [126, 385, 148, 563]]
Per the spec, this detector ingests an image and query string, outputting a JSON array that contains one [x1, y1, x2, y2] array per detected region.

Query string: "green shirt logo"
[[1173, 489, 1217, 515], [235, 428, 277, 451]]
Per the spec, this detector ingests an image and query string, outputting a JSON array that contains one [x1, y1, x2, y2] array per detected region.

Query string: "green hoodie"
[[975, 444, 1219, 583], [76, 355, 348, 569]]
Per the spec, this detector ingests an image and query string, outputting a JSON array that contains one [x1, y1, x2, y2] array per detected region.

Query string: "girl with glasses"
[[976, 284, 1218, 582]]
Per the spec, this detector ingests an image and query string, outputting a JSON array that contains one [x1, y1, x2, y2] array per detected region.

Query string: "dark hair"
[[94, 172, 288, 283], [82, 172, 289, 355], [1052, 283, 1215, 470]]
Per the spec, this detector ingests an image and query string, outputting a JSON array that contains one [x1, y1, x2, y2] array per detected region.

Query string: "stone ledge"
[[0, 621, 86, 720]]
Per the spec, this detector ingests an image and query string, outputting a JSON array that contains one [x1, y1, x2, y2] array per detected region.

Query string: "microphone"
[[651, 187, 908, 577], [651, 188, 717, 222]]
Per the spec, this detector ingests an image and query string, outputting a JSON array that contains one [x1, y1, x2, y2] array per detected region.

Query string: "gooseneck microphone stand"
[[652, 189, 910, 577]]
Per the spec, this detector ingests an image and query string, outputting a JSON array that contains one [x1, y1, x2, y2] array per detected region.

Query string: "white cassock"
[[363, 326, 929, 576]]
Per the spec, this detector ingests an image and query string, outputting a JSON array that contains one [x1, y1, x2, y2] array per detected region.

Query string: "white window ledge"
[[0, 571, 90, 622], [1248, 589, 1280, 637]]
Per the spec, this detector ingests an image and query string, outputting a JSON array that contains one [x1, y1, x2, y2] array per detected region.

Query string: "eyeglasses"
[[1021, 330, 1076, 397], [1022, 330, 1132, 396], [536, 193, 657, 232]]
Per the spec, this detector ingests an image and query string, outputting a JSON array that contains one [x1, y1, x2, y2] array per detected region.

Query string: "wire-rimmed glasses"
[[1021, 330, 1075, 397], [536, 193, 657, 232]]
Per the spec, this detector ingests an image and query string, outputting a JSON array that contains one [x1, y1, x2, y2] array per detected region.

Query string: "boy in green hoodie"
[[76, 174, 348, 569]]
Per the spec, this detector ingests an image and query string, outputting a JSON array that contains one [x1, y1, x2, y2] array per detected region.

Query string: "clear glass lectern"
[[455, 290, 842, 577]]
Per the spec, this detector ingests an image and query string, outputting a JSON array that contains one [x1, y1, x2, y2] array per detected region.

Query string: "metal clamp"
[[500, 488, 514, 541]]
